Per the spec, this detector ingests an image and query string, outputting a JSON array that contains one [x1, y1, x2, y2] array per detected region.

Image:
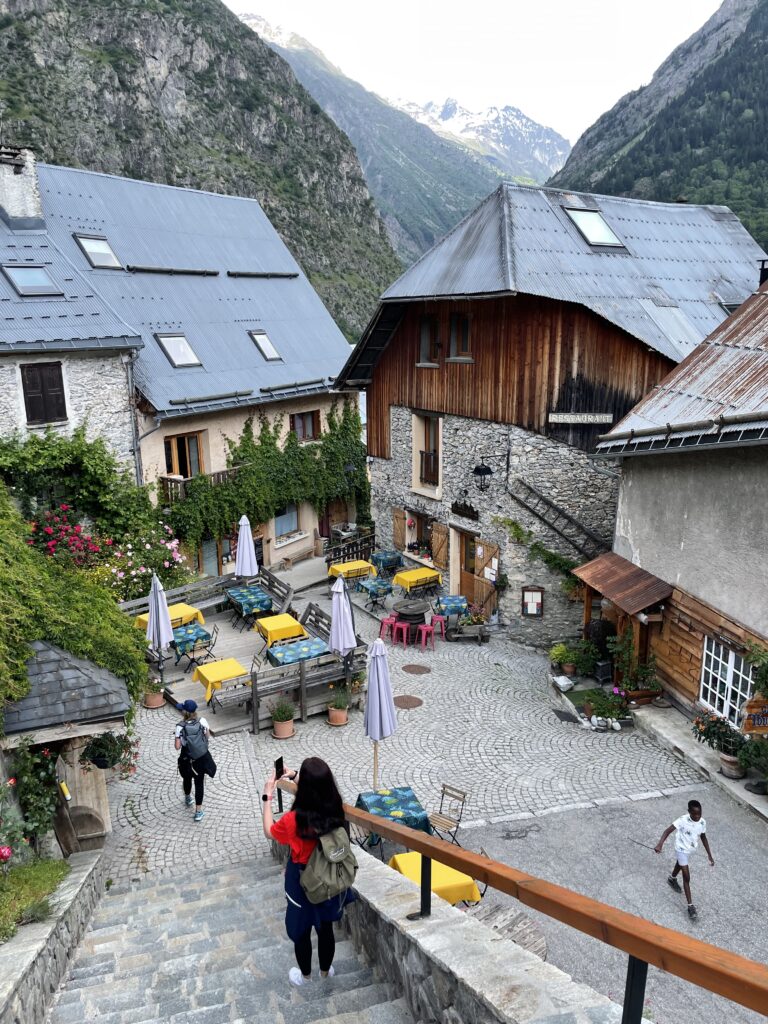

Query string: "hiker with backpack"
[[174, 699, 216, 822], [262, 757, 357, 987]]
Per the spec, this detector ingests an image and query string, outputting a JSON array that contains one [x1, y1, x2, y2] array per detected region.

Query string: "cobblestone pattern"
[[103, 595, 699, 883], [371, 405, 618, 646]]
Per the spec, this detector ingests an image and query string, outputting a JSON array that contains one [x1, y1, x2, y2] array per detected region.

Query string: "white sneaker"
[[289, 967, 309, 986], [321, 966, 336, 979]]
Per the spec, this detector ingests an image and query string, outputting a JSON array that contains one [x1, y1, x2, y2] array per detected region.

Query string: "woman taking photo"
[[262, 757, 352, 986]]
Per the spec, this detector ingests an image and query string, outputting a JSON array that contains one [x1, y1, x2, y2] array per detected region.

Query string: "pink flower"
[[105, 538, 113, 546], [163, 560, 170, 568], [44, 526, 54, 535], [117, 571, 125, 579], [59, 504, 70, 511], [0, 847, 12, 863], [6, 778, 15, 787], [74, 524, 82, 534]]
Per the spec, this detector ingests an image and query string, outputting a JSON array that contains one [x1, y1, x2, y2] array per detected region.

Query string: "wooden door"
[[393, 507, 406, 551], [459, 532, 477, 603], [431, 522, 448, 571], [473, 538, 499, 618]]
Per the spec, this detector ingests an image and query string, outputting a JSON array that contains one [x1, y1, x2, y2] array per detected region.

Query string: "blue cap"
[[175, 699, 198, 713]]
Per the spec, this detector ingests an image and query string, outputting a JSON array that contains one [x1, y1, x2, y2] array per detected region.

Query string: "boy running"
[[655, 799, 714, 919]]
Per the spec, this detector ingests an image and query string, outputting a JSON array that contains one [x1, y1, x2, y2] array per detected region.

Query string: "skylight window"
[[720, 301, 742, 316], [155, 333, 201, 368], [2, 264, 63, 296], [74, 233, 121, 269], [564, 208, 624, 247], [250, 330, 282, 361]]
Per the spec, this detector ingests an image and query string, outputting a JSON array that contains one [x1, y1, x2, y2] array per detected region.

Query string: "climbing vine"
[[494, 517, 581, 595]]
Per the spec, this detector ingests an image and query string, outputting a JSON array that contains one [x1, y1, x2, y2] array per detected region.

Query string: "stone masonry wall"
[[371, 405, 619, 648], [0, 353, 135, 468]]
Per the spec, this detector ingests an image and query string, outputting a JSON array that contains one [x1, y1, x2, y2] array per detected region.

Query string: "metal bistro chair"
[[428, 784, 468, 846], [350, 821, 384, 861], [198, 624, 220, 664], [183, 624, 218, 674]]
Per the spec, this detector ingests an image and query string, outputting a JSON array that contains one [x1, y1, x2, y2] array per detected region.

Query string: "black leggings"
[[178, 756, 205, 805], [294, 921, 335, 976]]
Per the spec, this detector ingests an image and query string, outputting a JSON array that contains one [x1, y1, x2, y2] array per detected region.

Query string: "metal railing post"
[[406, 855, 432, 920], [622, 955, 648, 1024]]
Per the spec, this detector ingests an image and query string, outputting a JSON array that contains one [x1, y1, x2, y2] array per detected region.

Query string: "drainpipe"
[[124, 349, 143, 485]]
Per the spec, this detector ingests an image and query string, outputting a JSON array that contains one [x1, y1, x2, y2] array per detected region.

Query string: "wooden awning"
[[573, 552, 672, 616]]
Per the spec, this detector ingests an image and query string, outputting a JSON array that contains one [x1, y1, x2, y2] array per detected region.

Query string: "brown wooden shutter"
[[312, 410, 321, 438], [42, 363, 66, 421], [473, 538, 500, 618], [392, 507, 406, 551], [21, 365, 46, 424], [431, 521, 448, 570]]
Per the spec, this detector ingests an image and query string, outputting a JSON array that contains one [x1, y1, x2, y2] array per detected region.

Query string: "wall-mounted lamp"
[[472, 462, 493, 492]]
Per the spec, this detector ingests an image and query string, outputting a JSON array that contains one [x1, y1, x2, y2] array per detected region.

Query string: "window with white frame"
[[74, 234, 122, 269], [699, 636, 755, 726], [274, 503, 299, 540]]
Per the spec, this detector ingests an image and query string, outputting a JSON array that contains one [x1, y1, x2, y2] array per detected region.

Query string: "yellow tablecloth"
[[192, 658, 249, 703], [255, 614, 308, 647], [392, 567, 442, 592], [388, 851, 481, 905], [328, 560, 377, 579], [134, 602, 205, 631]]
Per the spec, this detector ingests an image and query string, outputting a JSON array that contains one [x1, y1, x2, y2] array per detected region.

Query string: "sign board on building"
[[522, 587, 544, 618], [548, 412, 615, 424], [742, 696, 768, 735], [450, 500, 480, 522]]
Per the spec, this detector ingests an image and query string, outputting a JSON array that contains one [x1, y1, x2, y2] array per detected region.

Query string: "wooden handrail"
[[332, 800, 768, 1016]]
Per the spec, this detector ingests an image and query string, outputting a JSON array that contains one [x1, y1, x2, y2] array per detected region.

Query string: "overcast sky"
[[224, 0, 722, 142]]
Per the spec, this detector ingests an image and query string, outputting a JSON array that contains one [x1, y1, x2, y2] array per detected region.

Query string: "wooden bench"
[[210, 675, 252, 715], [120, 565, 293, 619]]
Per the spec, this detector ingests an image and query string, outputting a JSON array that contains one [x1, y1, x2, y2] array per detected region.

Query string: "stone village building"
[[337, 182, 765, 644], [0, 148, 357, 574], [584, 276, 768, 719]]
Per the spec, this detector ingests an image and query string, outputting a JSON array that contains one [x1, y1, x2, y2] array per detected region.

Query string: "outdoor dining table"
[[267, 635, 330, 667], [134, 602, 204, 631], [370, 550, 404, 575], [192, 657, 249, 703], [392, 567, 442, 594], [358, 578, 393, 611], [327, 559, 378, 582], [434, 595, 469, 617], [225, 585, 273, 616], [171, 622, 210, 662], [388, 851, 481, 906], [355, 785, 432, 835], [255, 613, 308, 647]]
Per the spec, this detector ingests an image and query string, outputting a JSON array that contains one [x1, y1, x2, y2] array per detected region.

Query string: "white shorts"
[[675, 850, 690, 867]]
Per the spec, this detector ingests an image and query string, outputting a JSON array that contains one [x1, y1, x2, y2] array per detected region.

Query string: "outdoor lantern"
[[473, 462, 493, 492]]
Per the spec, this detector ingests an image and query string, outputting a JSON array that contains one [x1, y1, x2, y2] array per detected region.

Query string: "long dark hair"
[[293, 757, 344, 838]]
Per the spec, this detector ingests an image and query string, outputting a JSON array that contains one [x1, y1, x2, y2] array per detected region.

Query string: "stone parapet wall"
[[371, 405, 619, 647], [0, 852, 105, 1024], [343, 852, 621, 1024]]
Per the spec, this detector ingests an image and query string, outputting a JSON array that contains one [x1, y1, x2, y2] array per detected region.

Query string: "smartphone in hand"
[[274, 756, 284, 780]]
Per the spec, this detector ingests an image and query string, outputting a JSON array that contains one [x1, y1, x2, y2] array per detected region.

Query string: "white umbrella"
[[235, 515, 259, 577], [364, 638, 397, 789], [330, 575, 357, 658], [146, 573, 173, 681]]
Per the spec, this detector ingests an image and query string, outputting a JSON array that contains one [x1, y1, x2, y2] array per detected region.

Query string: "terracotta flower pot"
[[562, 663, 577, 677], [143, 690, 165, 709], [719, 752, 745, 779], [583, 701, 594, 719], [328, 706, 349, 727], [272, 718, 295, 740]]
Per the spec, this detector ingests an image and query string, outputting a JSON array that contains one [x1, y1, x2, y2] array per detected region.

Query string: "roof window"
[[155, 333, 201, 368], [2, 264, 63, 296], [250, 330, 282, 361], [719, 301, 742, 316], [74, 233, 121, 269], [564, 208, 624, 248]]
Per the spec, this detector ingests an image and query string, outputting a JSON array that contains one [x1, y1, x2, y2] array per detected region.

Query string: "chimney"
[[0, 147, 44, 230], [760, 259, 768, 288]]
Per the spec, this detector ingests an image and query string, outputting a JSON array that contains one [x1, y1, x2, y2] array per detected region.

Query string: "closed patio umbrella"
[[146, 573, 174, 683], [364, 638, 397, 789], [235, 514, 259, 577], [330, 575, 357, 658]]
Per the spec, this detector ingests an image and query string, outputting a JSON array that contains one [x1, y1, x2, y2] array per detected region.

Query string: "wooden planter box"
[[625, 689, 658, 705]]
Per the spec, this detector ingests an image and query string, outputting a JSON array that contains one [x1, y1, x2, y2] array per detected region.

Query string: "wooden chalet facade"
[[339, 183, 765, 644]]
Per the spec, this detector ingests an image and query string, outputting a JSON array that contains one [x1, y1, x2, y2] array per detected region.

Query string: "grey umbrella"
[[145, 573, 174, 683], [364, 638, 397, 789]]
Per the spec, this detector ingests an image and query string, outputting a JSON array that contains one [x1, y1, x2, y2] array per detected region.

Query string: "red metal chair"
[[430, 613, 447, 639], [379, 615, 397, 641], [393, 621, 409, 649], [417, 623, 435, 650]]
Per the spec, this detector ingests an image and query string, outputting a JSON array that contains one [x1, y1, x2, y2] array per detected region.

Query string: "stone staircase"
[[46, 859, 413, 1024]]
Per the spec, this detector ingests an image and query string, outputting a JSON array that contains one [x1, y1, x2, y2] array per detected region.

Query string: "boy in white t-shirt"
[[655, 799, 714, 919]]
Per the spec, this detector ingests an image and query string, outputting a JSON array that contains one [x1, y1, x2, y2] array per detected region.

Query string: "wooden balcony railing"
[[419, 449, 439, 486], [159, 464, 243, 504], [274, 782, 768, 1022]]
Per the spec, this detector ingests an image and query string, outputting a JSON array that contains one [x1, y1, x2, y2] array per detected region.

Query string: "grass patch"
[[563, 687, 604, 712], [0, 859, 70, 943]]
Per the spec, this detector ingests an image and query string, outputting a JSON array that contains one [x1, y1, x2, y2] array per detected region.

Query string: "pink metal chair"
[[393, 621, 409, 649], [379, 615, 397, 641], [430, 613, 447, 639], [417, 623, 435, 650]]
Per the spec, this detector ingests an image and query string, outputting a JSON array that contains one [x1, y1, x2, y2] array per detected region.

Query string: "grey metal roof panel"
[[382, 182, 765, 361], [3, 640, 131, 735], [37, 165, 351, 414], [0, 224, 143, 351]]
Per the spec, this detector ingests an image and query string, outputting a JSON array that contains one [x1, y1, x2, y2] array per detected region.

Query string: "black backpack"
[[182, 719, 209, 761]]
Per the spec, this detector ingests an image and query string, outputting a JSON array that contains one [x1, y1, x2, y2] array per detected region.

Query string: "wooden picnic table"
[[192, 657, 248, 703], [134, 602, 204, 631], [255, 613, 308, 647]]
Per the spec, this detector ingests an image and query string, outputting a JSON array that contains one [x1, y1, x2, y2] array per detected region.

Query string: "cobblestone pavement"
[[103, 594, 700, 883]]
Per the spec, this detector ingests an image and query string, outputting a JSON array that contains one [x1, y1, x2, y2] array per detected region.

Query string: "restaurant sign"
[[742, 696, 768, 735], [451, 499, 480, 522], [548, 412, 614, 424]]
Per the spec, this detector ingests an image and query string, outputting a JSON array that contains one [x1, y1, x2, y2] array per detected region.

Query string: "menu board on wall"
[[522, 587, 544, 617]]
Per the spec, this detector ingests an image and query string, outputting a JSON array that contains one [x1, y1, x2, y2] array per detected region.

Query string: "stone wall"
[[0, 851, 105, 1024], [371, 405, 619, 647], [0, 353, 135, 468]]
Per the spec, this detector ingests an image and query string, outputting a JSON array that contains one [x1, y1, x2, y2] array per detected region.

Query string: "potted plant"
[[582, 687, 627, 727], [79, 732, 138, 778], [606, 632, 661, 703], [691, 711, 746, 778], [549, 642, 570, 672], [494, 571, 509, 593], [328, 686, 350, 727], [745, 642, 768, 698], [573, 639, 599, 677], [270, 698, 296, 740], [738, 737, 768, 795], [143, 678, 165, 710]]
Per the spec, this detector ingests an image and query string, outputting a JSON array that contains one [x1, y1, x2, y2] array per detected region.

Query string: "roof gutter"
[[597, 408, 768, 443]]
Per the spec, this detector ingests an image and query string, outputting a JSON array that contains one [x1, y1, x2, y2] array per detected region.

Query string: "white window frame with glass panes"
[[699, 636, 755, 726], [155, 333, 201, 367], [74, 234, 121, 269]]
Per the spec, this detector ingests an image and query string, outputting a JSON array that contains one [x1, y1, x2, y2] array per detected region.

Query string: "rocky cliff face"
[[0, 0, 400, 338]]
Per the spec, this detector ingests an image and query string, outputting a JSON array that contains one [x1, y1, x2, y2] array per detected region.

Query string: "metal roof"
[[573, 552, 672, 616], [36, 165, 351, 417], [3, 640, 131, 736], [379, 182, 764, 362], [595, 281, 768, 457], [0, 222, 142, 353]]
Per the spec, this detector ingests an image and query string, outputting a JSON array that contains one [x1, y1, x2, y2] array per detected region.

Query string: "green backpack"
[[300, 826, 358, 905]]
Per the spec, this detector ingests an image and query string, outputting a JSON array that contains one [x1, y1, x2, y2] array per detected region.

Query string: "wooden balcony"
[[159, 465, 242, 504]]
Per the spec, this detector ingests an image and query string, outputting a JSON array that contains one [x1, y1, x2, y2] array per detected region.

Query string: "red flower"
[[59, 504, 70, 511], [74, 524, 82, 534], [0, 847, 12, 864], [105, 538, 113, 546], [42, 748, 51, 757], [6, 778, 15, 787], [43, 526, 54, 535]]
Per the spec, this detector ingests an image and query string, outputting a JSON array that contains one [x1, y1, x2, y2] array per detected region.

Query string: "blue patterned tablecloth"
[[355, 786, 432, 834], [371, 550, 404, 572], [434, 595, 469, 616], [267, 636, 330, 666], [172, 622, 210, 656], [226, 585, 273, 615], [358, 579, 393, 598]]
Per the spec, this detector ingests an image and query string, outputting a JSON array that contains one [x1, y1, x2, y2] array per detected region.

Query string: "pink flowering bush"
[[0, 778, 29, 865], [27, 505, 104, 568], [98, 522, 193, 601]]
